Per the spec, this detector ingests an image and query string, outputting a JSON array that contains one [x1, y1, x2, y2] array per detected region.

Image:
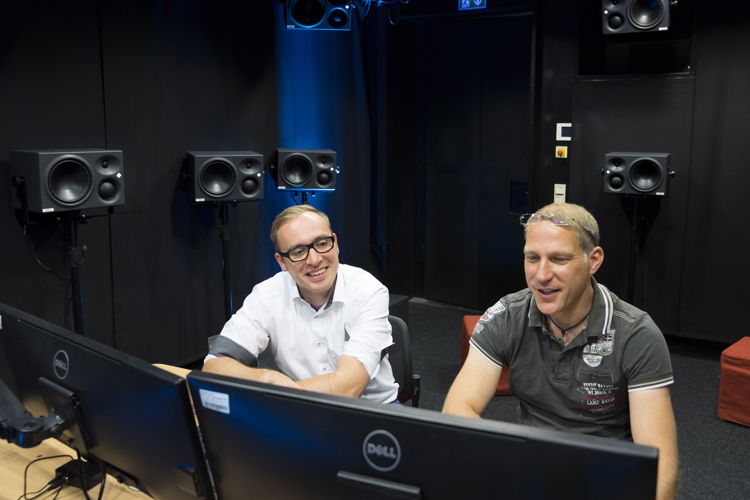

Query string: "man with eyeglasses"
[[202, 204, 399, 404], [443, 202, 678, 500]]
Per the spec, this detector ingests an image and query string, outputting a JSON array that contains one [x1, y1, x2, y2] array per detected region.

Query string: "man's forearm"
[[202, 357, 299, 388]]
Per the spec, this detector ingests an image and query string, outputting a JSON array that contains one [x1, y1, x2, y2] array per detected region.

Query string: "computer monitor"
[[0, 303, 214, 499], [187, 370, 658, 499]]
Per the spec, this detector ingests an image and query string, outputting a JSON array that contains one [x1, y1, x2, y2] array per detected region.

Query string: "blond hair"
[[527, 202, 600, 253], [270, 204, 332, 250]]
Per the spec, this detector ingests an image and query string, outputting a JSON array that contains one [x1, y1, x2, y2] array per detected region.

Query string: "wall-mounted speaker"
[[272, 148, 337, 192], [603, 152, 670, 196], [9, 149, 125, 213], [602, 0, 670, 35], [187, 151, 264, 204], [285, 0, 352, 31]]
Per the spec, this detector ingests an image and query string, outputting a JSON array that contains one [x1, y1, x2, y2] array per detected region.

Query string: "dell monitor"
[[187, 370, 658, 499], [0, 303, 214, 499]]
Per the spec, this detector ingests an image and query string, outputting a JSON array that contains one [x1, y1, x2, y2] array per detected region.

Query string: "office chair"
[[388, 315, 421, 407]]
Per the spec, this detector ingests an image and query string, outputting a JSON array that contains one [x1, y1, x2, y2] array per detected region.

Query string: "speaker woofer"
[[628, 0, 664, 29], [291, 0, 325, 27], [200, 160, 236, 197], [281, 155, 314, 187], [629, 158, 663, 192], [48, 158, 92, 205]]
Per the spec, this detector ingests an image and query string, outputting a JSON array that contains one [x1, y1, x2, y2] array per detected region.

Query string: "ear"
[[274, 252, 288, 272], [588, 246, 604, 275]]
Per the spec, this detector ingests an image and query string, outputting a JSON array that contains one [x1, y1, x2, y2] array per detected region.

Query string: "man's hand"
[[296, 355, 370, 398], [202, 357, 301, 389]]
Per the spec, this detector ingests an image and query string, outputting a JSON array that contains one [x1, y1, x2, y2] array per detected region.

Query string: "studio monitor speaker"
[[9, 149, 125, 213], [602, 0, 670, 34], [286, 0, 352, 31], [272, 148, 336, 192], [603, 152, 670, 196], [187, 151, 264, 203]]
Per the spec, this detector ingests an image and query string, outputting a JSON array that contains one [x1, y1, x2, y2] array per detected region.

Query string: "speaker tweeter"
[[187, 151, 264, 204], [9, 149, 125, 213], [272, 148, 337, 192], [603, 152, 670, 196]]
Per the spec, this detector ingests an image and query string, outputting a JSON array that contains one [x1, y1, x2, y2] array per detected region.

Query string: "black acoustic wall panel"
[[602, 0, 671, 34], [187, 151, 264, 203], [285, 0, 352, 30], [603, 152, 670, 196], [9, 149, 125, 213], [272, 148, 336, 191]]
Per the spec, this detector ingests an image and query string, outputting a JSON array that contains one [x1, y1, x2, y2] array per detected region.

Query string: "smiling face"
[[274, 211, 340, 309], [524, 221, 603, 325]]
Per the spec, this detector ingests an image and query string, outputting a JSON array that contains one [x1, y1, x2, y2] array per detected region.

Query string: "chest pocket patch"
[[576, 370, 618, 413]]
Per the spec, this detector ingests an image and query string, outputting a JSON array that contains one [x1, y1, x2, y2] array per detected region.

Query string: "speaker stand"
[[217, 204, 235, 320], [62, 214, 88, 336], [622, 197, 659, 307]]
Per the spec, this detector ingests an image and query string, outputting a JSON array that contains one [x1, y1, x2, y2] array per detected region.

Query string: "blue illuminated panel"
[[458, 0, 487, 11]]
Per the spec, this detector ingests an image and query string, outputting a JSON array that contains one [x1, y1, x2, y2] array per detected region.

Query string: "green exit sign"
[[458, 0, 486, 11]]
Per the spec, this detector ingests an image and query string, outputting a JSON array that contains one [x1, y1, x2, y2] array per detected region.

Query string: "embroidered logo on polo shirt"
[[474, 301, 506, 335]]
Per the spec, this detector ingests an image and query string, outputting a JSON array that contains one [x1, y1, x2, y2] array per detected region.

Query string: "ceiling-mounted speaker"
[[187, 151, 264, 203], [286, 0, 352, 31], [272, 148, 337, 192], [602, 0, 670, 35], [603, 152, 670, 196], [9, 149, 125, 213]]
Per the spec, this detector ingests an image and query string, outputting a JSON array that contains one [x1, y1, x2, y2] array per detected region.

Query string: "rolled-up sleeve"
[[204, 284, 270, 366]]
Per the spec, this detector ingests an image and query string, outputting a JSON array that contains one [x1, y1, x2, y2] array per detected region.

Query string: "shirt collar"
[[286, 267, 344, 310], [527, 276, 605, 340]]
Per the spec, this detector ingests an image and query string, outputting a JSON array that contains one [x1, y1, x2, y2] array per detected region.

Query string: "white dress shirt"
[[206, 264, 398, 403]]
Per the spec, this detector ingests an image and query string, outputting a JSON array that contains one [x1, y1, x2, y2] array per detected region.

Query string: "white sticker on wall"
[[199, 388, 230, 414]]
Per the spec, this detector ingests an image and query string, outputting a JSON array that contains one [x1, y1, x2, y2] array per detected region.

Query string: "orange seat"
[[460, 315, 512, 395], [718, 336, 750, 427]]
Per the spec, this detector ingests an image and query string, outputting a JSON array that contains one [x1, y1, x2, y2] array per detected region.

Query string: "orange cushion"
[[460, 315, 512, 395], [718, 337, 750, 427]]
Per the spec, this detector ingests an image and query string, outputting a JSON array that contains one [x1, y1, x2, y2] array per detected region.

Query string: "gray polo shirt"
[[470, 278, 673, 439]]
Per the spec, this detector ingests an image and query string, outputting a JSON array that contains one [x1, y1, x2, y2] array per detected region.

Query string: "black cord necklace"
[[547, 310, 591, 345]]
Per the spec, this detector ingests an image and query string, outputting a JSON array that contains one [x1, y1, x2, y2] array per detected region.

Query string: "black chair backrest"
[[388, 315, 414, 404]]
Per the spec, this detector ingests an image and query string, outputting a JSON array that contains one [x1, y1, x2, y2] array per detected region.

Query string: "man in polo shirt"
[[443, 202, 678, 500], [203, 204, 398, 404]]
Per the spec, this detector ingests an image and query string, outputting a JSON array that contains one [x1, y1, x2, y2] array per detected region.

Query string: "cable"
[[16, 454, 73, 500]]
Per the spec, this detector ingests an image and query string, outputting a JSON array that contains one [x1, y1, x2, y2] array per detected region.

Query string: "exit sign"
[[459, 0, 486, 10]]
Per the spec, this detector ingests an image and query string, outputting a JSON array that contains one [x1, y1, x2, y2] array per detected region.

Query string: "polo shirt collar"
[[527, 276, 609, 342]]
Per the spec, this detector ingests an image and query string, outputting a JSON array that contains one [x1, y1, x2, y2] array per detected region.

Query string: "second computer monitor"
[[187, 371, 657, 500]]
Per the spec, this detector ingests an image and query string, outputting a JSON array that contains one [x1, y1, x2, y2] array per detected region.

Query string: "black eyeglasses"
[[278, 235, 335, 262]]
